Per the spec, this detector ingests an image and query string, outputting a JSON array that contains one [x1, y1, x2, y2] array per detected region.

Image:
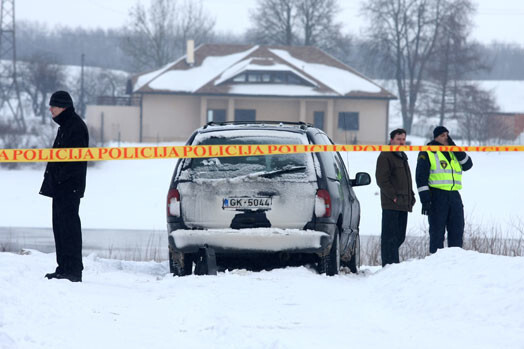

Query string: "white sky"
[[16, 0, 524, 46]]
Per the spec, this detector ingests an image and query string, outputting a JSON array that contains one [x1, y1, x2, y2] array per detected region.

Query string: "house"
[[86, 43, 396, 144]]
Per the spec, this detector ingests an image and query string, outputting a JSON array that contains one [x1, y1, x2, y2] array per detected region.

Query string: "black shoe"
[[55, 273, 82, 282], [45, 272, 82, 282], [45, 272, 59, 279]]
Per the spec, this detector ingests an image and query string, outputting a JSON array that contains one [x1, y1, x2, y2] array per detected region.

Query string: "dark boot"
[[45, 272, 60, 279], [55, 273, 82, 282]]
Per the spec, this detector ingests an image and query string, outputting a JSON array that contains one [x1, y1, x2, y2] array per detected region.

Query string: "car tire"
[[169, 250, 193, 276], [348, 234, 360, 274], [317, 228, 340, 276]]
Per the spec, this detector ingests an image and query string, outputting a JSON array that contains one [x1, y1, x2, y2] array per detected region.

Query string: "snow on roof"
[[146, 46, 259, 93], [214, 57, 318, 87], [269, 48, 382, 95], [227, 84, 329, 96], [134, 60, 179, 93]]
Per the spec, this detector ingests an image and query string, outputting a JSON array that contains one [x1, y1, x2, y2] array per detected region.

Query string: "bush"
[[362, 219, 524, 266]]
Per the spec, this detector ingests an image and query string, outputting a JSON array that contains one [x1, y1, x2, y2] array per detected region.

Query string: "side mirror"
[[351, 172, 371, 187]]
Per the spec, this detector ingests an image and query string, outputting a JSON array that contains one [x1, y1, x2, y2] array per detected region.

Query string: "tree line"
[[4, 0, 524, 144]]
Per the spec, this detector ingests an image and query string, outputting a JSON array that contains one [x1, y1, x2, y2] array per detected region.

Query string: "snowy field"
[[1, 143, 522, 238], [1, 248, 523, 348], [1, 140, 523, 348]]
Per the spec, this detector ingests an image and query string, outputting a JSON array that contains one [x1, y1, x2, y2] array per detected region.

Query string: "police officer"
[[416, 126, 473, 254]]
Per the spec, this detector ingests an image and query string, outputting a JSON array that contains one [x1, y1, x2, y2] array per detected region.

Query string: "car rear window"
[[186, 131, 313, 180]]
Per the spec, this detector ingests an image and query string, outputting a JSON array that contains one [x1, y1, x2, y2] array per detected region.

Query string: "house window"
[[338, 112, 359, 131], [288, 74, 301, 84], [248, 73, 260, 82], [229, 71, 312, 86], [314, 111, 325, 130], [233, 74, 246, 82], [207, 109, 226, 123], [235, 109, 256, 122]]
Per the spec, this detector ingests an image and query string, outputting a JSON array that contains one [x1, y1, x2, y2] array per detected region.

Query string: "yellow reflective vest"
[[427, 151, 463, 191]]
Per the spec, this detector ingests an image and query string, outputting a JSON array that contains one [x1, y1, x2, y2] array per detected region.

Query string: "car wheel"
[[317, 228, 340, 276], [169, 250, 193, 276], [348, 234, 360, 274]]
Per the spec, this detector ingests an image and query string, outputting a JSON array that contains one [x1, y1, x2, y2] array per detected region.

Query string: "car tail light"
[[315, 189, 331, 218], [167, 188, 180, 217]]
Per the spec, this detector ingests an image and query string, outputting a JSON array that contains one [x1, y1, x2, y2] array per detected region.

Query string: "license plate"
[[223, 197, 272, 210]]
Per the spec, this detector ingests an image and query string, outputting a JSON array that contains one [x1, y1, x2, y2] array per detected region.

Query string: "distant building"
[[86, 43, 396, 144], [486, 112, 524, 142]]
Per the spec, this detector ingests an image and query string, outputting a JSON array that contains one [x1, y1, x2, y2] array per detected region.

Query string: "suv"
[[166, 121, 370, 276]]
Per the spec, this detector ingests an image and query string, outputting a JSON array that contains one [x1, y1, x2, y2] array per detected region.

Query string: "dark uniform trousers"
[[381, 209, 408, 266], [52, 193, 83, 276], [429, 189, 465, 253]]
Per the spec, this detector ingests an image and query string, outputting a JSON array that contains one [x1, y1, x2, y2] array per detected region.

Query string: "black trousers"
[[381, 209, 408, 267], [52, 194, 83, 276], [428, 190, 464, 254]]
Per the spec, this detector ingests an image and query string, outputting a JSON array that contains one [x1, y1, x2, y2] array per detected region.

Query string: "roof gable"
[[213, 57, 318, 87]]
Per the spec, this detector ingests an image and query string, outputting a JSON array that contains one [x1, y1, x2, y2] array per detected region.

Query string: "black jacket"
[[415, 140, 473, 203], [40, 107, 89, 198], [375, 151, 416, 212]]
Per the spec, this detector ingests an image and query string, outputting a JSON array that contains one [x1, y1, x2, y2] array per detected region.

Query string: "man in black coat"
[[375, 129, 416, 266], [416, 126, 473, 254], [41, 91, 89, 282]]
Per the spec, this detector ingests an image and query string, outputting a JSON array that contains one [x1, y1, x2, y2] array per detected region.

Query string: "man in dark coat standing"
[[375, 129, 416, 267], [416, 126, 473, 254], [41, 91, 89, 282]]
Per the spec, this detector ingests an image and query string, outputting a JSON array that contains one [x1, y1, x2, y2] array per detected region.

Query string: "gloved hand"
[[447, 135, 456, 146], [421, 201, 431, 216]]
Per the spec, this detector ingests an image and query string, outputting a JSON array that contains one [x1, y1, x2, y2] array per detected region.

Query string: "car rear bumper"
[[168, 227, 330, 254]]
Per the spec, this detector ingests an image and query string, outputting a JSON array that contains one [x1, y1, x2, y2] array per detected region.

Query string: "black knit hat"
[[433, 126, 449, 139], [49, 90, 73, 108]]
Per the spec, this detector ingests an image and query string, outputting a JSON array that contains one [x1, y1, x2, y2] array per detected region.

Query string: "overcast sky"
[[16, 0, 524, 46]]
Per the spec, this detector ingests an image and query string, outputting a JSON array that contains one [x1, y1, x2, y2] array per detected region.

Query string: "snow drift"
[[0, 248, 523, 348]]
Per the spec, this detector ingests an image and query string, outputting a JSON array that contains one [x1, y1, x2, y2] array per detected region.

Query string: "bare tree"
[[121, 0, 177, 71], [424, 0, 486, 125], [121, 0, 215, 72], [296, 0, 341, 46], [19, 53, 66, 123], [175, 0, 215, 53], [70, 68, 128, 107], [361, 0, 445, 133], [249, 0, 343, 49], [455, 83, 500, 145], [249, 0, 297, 45]]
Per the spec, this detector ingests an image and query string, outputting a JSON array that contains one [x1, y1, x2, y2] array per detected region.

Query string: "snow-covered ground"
[[1, 248, 523, 348], [1, 142, 522, 238]]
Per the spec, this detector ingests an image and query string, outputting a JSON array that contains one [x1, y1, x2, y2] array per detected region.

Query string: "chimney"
[[186, 40, 195, 66]]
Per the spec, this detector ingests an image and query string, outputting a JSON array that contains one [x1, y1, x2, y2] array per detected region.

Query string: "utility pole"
[[0, 0, 25, 131], [79, 53, 85, 118]]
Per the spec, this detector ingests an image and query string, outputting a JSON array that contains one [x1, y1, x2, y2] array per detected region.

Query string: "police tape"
[[0, 144, 523, 162]]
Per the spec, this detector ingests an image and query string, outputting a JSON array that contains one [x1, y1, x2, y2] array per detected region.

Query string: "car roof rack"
[[203, 120, 313, 130]]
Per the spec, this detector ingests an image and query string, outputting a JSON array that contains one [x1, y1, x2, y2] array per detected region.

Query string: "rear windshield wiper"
[[258, 166, 307, 178]]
